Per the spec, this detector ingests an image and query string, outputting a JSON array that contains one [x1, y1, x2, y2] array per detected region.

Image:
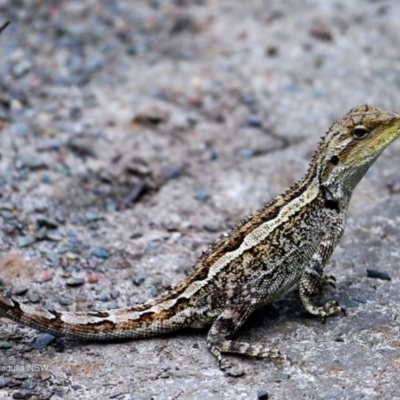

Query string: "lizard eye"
[[352, 125, 370, 139]]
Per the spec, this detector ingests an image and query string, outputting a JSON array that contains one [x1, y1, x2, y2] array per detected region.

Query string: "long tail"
[[0, 291, 190, 340]]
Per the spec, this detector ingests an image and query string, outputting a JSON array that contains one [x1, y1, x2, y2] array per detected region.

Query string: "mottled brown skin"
[[1, 104, 400, 369]]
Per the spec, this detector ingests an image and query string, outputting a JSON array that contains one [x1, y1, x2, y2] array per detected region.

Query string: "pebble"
[[36, 216, 59, 229], [0, 210, 15, 219], [275, 373, 290, 382], [257, 390, 269, 400], [146, 242, 159, 252], [106, 201, 117, 212], [46, 252, 60, 263], [97, 293, 109, 302], [40, 174, 53, 184], [13, 286, 29, 295], [13, 374, 28, 381], [28, 292, 40, 303], [31, 333, 55, 350], [194, 189, 209, 201], [133, 274, 146, 286], [12, 389, 32, 399], [66, 277, 85, 287], [65, 252, 79, 260], [59, 296, 75, 306], [12, 60, 32, 78], [237, 148, 255, 158], [13, 123, 29, 136], [242, 94, 256, 105], [247, 114, 262, 128], [39, 371, 51, 381], [0, 341, 12, 349], [344, 300, 359, 308], [92, 247, 109, 259], [87, 272, 99, 284], [18, 156, 48, 171], [0, 202, 15, 211], [85, 212, 99, 222], [35, 227, 48, 240], [366, 269, 391, 281], [110, 289, 119, 299], [87, 257, 98, 269], [21, 380, 36, 390], [33, 269, 53, 283], [46, 230, 63, 241], [17, 235, 35, 248], [203, 223, 219, 232]]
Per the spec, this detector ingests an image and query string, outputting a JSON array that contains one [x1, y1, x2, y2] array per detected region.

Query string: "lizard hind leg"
[[206, 302, 282, 369]]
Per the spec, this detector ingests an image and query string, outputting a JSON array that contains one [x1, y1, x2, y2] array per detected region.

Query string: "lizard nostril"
[[330, 155, 339, 165]]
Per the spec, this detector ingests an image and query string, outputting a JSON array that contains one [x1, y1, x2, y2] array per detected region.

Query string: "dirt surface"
[[1, 1, 400, 399]]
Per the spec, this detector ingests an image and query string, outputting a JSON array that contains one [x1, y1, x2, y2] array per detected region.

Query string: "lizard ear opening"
[[352, 125, 370, 139], [330, 155, 339, 165]]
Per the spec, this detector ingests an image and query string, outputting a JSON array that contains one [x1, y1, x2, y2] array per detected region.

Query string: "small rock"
[[352, 297, 367, 304], [310, 23, 333, 42], [257, 390, 269, 400], [133, 274, 146, 286], [27, 292, 40, 303], [194, 189, 209, 201], [242, 94, 256, 105], [31, 333, 55, 350], [21, 380, 36, 390], [35, 227, 48, 240], [97, 293, 109, 302], [146, 242, 159, 252], [275, 372, 290, 382], [366, 269, 391, 281], [65, 252, 79, 260], [237, 148, 255, 158], [33, 269, 53, 283], [0, 210, 15, 219], [247, 114, 262, 128], [203, 223, 219, 232], [46, 230, 63, 241], [0, 341, 12, 349], [17, 235, 35, 248], [344, 300, 359, 308], [40, 174, 53, 184], [46, 252, 60, 263], [387, 179, 400, 194], [13, 374, 28, 381], [12, 389, 32, 399], [86, 272, 99, 284], [13, 286, 29, 295], [110, 289, 119, 299], [0, 202, 15, 211], [59, 296, 74, 306], [92, 248, 109, 259], [85, 212, 99, 222], [39, 371, 51, 381], [36, 216, 59, 229], [106, 201, 117, 212], [12, 60, 32, 78], [19, 156, 47, 171], [66, 277, 85, 287]]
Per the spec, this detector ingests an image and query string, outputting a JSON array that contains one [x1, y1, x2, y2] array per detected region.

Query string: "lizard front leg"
[[299, 236, 344, 319]]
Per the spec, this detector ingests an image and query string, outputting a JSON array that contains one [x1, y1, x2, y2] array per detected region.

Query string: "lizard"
[[0, 104, 400, 368]]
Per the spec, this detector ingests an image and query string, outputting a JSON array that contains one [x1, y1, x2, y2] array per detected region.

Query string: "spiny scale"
[[1, 104, 400, 368]]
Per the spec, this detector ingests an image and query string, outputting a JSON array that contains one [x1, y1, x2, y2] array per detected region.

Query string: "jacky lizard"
[[1, 104, 399, 367]]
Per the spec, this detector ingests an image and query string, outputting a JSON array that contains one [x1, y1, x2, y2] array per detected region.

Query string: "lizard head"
[[316, 104, 400, 205]]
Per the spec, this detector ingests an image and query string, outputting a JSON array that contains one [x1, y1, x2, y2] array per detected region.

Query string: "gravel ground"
[[1, 1, 400, 399]]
